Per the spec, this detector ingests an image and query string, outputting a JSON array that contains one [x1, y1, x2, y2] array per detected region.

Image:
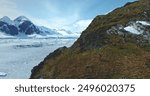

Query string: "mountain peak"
[[14, 16, 29, 21], [0, 16, 78, 37], [0, 16, 14, 25], [14, 16, 30, 27], [0, 16, 10, 20]]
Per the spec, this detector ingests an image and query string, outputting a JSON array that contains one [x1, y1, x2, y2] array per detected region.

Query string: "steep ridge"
[[72, 0, 150, 51], [30, 0, 150, 79]]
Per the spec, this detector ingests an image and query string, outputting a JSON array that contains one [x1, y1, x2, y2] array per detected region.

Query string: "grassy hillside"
[[72, 0, 150, 51], [31, 43, 150, 79], [30, 0, 150, 79]]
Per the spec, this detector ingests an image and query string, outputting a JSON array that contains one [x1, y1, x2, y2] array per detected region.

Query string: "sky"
[[0, 0, 136, 31]]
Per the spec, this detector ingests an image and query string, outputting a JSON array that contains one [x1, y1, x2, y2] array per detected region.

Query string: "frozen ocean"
[[0, 38, 76, 79]]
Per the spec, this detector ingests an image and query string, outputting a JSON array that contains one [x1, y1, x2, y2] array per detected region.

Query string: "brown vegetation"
[[30, 0, 150, 79]]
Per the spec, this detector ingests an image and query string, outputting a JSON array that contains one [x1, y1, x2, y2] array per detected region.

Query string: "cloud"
[[0, 0, 93, 32], [31, 13, 80, 29], [43, 1, 59, 15], [62, 19, 92, 33], [0, 0, 24, 19], [30, 18, 53, 28], [31, 16, 92, 33]]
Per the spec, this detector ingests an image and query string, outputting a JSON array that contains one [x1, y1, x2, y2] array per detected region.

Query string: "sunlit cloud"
[[30, 13, 80, 29]]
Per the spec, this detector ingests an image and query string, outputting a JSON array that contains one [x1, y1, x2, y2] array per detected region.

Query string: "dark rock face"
[[0, 21, 18, 35], [0, 21, 6, 26], [19, 21, 40, 35], [30, 0, 150, 79], [8, 25, 18, 35], [19, 21, 32, 33]]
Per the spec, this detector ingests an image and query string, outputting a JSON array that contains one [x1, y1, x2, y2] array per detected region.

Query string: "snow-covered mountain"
[[14, 16, 30, 27], [55, 29, 80, 37], [0, 16, 79, 38], [62, 19, 92, 34], [0, 16, 14, 25]]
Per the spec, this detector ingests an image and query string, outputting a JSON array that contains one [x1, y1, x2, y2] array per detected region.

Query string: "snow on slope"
[[14, 16, 30, 27], [0, 16, 14, 25], [136, 21, 150, 26], [124, 21, 150, 34], [38, 26, 61, 36], [0, 16, 81, 38], [124, 26, 141, 34]]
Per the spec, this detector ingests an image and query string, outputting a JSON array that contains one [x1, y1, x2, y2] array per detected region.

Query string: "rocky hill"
[[30, 0, 150, 79]]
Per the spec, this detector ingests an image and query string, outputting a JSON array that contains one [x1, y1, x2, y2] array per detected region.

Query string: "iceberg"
[[0, 72, 7, 77]]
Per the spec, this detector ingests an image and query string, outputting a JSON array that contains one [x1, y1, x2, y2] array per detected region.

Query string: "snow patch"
[[136, 21, 150, 26], [124, 21, 149, 35], [124, 26, 141, 34]]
